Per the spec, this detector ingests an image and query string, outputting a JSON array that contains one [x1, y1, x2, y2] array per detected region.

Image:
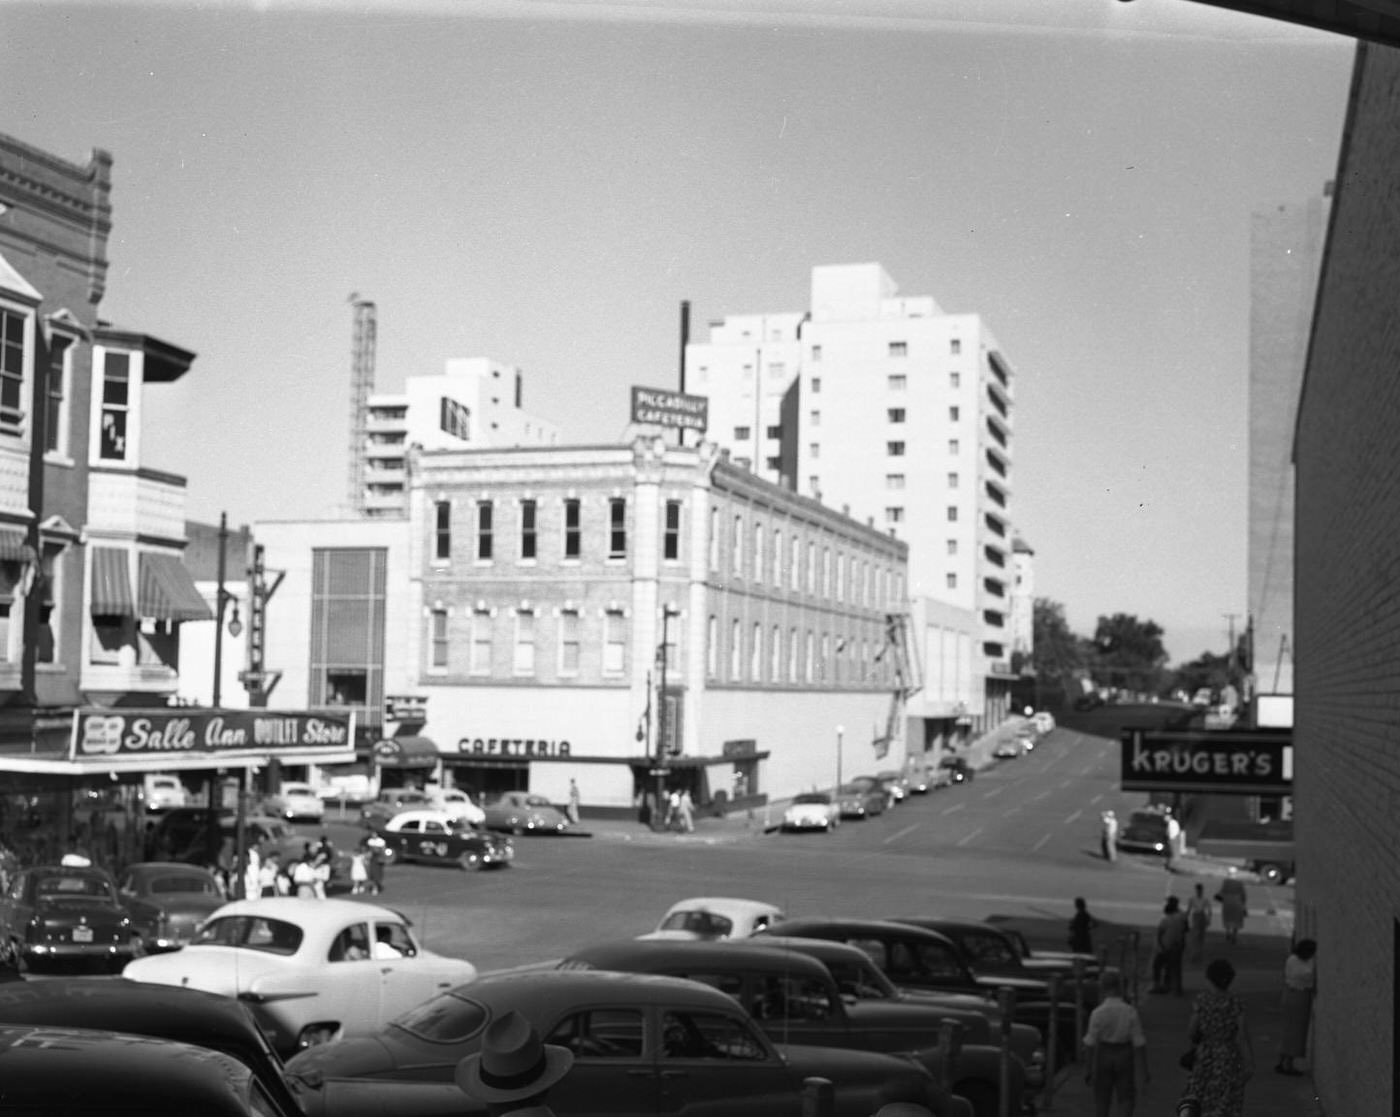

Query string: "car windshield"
[[793, 794, 829, 805], [659, 910, 735, 937], [36, 874, 115, 902], [194, 915, 304, 955], [392, 991, 489, 1042], [1129, 812, 1165, 829]]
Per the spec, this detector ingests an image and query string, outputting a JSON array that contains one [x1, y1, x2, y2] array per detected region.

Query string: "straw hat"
[[455, 1011, 574, 1103]]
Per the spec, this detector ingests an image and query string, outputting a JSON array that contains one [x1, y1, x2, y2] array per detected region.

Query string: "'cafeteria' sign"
[[631, 386, 708, 432], [72, 709, 355, 761], [1119, 729, 1292, 795]]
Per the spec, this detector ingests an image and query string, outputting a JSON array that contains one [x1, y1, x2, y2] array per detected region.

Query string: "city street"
[[318, 728, 1296, 972]]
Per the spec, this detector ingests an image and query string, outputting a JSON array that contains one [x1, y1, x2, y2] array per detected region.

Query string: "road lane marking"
[[942, 803, 965, 815], [957, 827, 982, 847], [1032, 832, 1052, 852], [883, 823, 920, 845], [1058, 779, 1073, 790], [1065, 809, 1083, 825], [1031, 790, 1051, 802], [1090, 793, 1103, 805], [982, 786, 1005, 799]]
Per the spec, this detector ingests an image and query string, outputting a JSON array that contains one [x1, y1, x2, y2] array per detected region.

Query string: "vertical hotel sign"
[[631, 387, 708, 433]]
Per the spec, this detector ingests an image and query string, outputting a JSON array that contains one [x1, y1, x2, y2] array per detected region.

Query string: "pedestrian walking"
[[1101, 810, 1118, 862], [258, 851, 281, 898], [1275, 938, 1317, 1075], [455, 1009, 574, 1117], [1082, 967, 1150, 1117], [677, 789, 695, 833], [664, 789, 681, 831], [1152, 896, 1189, 995], [1068, 896, 1099, 954], [350, 849, 369, 894], [566, 779, 581, 826], [1164, 814, 1182, 872], [365, 834, 388, 895], [1217, 871, 1248, 944], [241, 844, 261, 901], [1186, 882, 1213, 963], [1183, 958, 1255, 1117]]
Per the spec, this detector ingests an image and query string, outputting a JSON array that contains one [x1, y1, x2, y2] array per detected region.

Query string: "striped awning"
[[138, 553, 213, 622], [0, 530, 36, 564], [90, 547, 134, 617], [372, 736, 440, 769]]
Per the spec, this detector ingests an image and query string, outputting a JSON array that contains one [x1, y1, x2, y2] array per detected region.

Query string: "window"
[[810, 410, 820, 426], [811, 346, 822, 362], [771, 528, 781, 583], [708, 507, 719, 571], [887, 441, 905, 456], [664, 500, 682, 561], [513, 610, 536, 675], [752, 523, 764, 583], [476, 501, 494, 561], [886, 507, 904, 524], [564, 499, 582, 559], [809, 442, 820, 460], [608, 499, 627, 558], [766, 424, 782, 438], [949, 406, 960, 421], [822, 548, 831, 596], [888, 341, 908, 357], [788, 627, 798, 682], [429, 608, 449, 670], [433, 502, 451, 561], [950, 338, 962, 355], [470, 609, 492, 674], [808, 475, 820, 497], [559, 609, 580, 675], [520, 500, 537, 560], [887, 374, 906, 391], [548, 1009, 645, 1060], [707, 616, 717, 678], [789, 535, 800, 592], [810, 376, 821, 393], [950, 371, 961, 389], [887, 408, 905, 423], [0, 308, 29, 437], [947, 573, 958, 589], [732, 515, 744, 575], [771, 625, 781, 680], [439, 396, 471, 439], [806, 541, 816, 594], [44, 333, 73, 455], [765, 456, 781, 471], [886, 473, 905, 489], [949, 438, 960, 454], [603, 610, 626, 675], [948, 506, 959, 522], [948, 472, 959, 488], [730, 619, 742, 680], [836, 554, 845, 600], [98, 350, 130, 459], [659, 1010, 766, 1062], [947, 539, 958, 555], [751, 623, 762, 681], [734, 425, 751, 440], [804, 631, 815, 683]]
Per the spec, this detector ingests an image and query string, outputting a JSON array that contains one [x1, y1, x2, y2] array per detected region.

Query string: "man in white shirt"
[[1083, 968, 1149, 1116]]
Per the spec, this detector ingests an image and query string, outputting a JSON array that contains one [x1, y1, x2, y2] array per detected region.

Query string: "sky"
[[1, 0, 1354, 664]]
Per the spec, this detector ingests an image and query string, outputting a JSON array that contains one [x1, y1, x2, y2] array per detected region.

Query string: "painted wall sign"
[[72, 709, 355, 761], [459, 737, 572, 758], [1119, 729, 1293, 794], [630, 386, 709, 432]]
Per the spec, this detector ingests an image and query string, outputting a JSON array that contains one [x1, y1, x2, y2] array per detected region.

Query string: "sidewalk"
[[1035, 917, 1324, 1115]]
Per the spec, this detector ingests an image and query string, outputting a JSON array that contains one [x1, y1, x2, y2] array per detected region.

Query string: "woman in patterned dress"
[[1184, 958, 1255, 1116]]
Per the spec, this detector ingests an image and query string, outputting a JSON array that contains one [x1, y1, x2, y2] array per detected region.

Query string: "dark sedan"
[[285, 968, 949, 1117], [481, 791, 573, 835], [0, 978, 307, 1117], [937, 755, 974, 784], [374, 810, 514, 870], [117, 861, 226, 952], [1115, 809, 1171, 856], [835, 782, 886, 819], [0, 864, 142, 974]]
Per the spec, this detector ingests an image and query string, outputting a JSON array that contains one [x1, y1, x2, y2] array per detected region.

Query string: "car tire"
[[459, 851, 482, 871]]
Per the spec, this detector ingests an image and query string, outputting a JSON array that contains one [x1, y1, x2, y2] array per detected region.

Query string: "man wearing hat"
[[456, 1010, 575, 1117]]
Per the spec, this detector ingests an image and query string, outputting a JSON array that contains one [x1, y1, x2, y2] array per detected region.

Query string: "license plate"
[[71, 927, 93, 943]]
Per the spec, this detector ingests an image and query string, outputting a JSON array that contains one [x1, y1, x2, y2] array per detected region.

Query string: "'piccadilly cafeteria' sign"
[[1120, 729, 1292, 794], [72, 709, 355, 761], [631, 386, 708, 432]]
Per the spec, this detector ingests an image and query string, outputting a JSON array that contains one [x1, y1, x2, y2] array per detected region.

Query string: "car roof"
[[766, 917, 959, 947], [205, 896, 406, 924], [463, 968, 745, 1011], [121, 861, 221, 877], [890, 917, 1012, 938], [567, 938, 829, 978], [750, 935, 886, 965], [387, 809, 462, 827], [661, 897, 783, 918]]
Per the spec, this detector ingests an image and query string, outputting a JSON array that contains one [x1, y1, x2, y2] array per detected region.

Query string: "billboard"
[[631, 386, 708, 433], [70, 709, 357, 768], [1119, 728, 1292, 795]]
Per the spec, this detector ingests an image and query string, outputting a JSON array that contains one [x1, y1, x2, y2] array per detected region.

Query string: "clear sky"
[[1, 0, 1353, 664]]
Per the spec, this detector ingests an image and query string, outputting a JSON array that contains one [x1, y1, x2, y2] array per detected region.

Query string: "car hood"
[[123, 945, 286, 994]]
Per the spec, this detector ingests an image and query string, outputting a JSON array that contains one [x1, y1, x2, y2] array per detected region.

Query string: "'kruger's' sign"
[[1119, 729, 1292, 794]]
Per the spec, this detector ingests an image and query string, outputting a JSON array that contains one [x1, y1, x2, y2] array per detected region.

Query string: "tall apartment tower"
[[1247, 189, 1330, 701], [687, 263, 1017, 731]]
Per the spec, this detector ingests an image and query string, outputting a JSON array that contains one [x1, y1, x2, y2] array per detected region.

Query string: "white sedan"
[[261, 781, 325, 823], [429, 787, 486, 827], [638, 896, 786, 940], [781, 791, 840, 832], [122, 897, 477, 1057]]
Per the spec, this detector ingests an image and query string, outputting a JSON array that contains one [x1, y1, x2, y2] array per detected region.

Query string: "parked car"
[[428, 786, 487, 826], [375, 809, 513, 870], [639, 897, 786, 941], [0, 978, 309, 1117], [284, 968, 950, 1117], [835, 782, 886, 819], [0, 1024, 277, 1117], [144, 808, 328, 876], [849, 774, 897, 809], [359, 788, 435, 828], [937, 754, 975, 783], [142, 773, 188, 813], [481, 790, 572, 835], [0, 863, 142, 974], [122, 896, 478, 1057], [781, 791, 840, 832], [1114, 808, 1171, 856], [316, 770, 375, 805], [117, 861, 227, 953], [260, 781, 326, 823], [992, 739, 1025, 760], [560, 938, 1025, 1117], [1031, 711, 1056, 735], [978, 919, 1101, 979], [874, 770, 910, 802]]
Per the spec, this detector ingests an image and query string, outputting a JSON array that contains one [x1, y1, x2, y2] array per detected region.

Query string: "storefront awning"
[[0, 530, 35, 564], [373, 736, 441, 769], [138, 553, 213, 622], [629, 752, 770, 768], [90, 548, 134, 616]]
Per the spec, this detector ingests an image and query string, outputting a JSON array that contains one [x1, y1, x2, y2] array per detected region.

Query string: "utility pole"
[[1224, 613, 1241, 675]]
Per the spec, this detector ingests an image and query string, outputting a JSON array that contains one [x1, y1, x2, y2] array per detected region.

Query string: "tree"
[[1031, 598, 1089, 678], [1090, 612, 1170, 696]]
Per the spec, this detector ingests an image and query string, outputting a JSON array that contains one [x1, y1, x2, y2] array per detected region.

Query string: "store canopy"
[[90, 548, 134, 616], [138, 553, 212, 622], [373, 736, 441, 769]]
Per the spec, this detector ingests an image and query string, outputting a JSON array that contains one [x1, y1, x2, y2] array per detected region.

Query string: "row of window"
[[705, 616, 896, 687], [810, 338, 962, 361], [427, 606, 630, 677], [434, 497, 632, 564]]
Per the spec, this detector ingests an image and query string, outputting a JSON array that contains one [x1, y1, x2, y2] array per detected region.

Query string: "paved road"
[[312, 727, 1296, 971]]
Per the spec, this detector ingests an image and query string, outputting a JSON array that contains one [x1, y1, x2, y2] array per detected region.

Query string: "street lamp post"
[[653, 605, 679, 831], [836, 725, 844, 795]]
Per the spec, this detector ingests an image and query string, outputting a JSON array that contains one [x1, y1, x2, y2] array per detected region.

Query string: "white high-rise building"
[[687, 263, 1019, 736]]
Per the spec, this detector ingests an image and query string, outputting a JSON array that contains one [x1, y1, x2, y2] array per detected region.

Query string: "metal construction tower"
[[346, 295, 377, 515]]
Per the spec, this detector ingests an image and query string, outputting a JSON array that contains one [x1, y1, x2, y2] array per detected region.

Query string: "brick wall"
[[1294, 42, 1400, 1117]]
